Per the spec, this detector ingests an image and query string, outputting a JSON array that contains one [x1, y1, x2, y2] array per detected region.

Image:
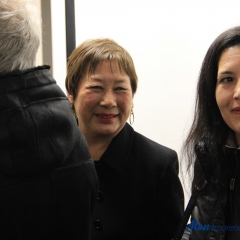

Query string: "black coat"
[[0, 66, 98, 240], [91, 123, 184, 240], [184, 144, 240, 240]]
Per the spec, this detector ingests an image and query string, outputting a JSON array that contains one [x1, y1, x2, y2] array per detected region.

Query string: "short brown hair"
[[65, 38, 138, 99]]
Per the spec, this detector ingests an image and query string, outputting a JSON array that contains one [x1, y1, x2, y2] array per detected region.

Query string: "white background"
[[36, 0, 240, 200]]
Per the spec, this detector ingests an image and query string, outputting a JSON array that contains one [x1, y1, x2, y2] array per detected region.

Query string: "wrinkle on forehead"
[[87, 59, 126, 76]]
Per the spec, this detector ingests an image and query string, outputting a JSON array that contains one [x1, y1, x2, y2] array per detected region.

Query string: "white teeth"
[[100, 116, 114, 119]]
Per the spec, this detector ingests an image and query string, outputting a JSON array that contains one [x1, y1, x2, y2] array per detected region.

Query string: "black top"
[[91, 123, 184, 240], [186, 142, 240, 240], [225, 147, 240, 240]]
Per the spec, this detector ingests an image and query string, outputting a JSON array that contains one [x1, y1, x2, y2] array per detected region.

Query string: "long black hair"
[[182, 26, 240, 192]]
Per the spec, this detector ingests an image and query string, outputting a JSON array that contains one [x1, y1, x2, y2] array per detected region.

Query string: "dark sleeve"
[[156, 150, 184, 240]]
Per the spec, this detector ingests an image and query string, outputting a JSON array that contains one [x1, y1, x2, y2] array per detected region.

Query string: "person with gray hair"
[[0, 0, 98, 239], [0, 0, 40, 72]]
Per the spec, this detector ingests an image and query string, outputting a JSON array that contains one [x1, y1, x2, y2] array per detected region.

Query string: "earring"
[[70, 103, 75, 116], [71, 102, 79, 125], [129, 106, 134, 125], [71, 102, 77, 118]]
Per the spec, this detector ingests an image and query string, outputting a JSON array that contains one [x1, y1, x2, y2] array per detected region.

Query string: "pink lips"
[[96, 113, 118, 122], [232, 107, 240, 114]]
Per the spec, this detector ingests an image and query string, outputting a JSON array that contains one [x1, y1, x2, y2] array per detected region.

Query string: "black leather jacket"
[[0, 66, 98, 240], [183, 140, 240, 240]]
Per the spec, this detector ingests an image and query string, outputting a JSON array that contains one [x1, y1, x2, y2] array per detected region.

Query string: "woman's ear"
[[67, 93, 76, 117], [67, 93, 73, 103]]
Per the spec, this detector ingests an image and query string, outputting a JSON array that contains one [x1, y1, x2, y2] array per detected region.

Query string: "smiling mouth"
[[96, 114, 117, 119], [233, 107, 240, 112], [99, 116, 115, 119]]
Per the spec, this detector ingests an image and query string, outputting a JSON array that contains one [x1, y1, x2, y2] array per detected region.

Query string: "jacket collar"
[[0, 65, 52, 95], [100, 123, 134, 174], [0, 65, 50, 77], [225, 130, 240, 150]]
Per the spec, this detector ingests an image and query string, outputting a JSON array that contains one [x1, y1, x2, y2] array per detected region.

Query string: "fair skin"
[[216, 45, 240, 146], [68, 61, 133, 160]]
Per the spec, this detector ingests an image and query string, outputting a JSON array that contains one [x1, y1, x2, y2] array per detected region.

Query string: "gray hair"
[[0, 0, 41, 72]]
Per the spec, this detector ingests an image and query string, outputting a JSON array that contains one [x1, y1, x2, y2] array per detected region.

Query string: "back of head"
[[0, 0, 40, 73], [66, 38, 138, 99]]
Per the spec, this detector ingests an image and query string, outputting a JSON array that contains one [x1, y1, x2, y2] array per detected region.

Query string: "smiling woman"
[[65, 38, 184, 240], [182, 26, 240, 240], [216, 46, 240, 146], [68, 60, 133, 154]]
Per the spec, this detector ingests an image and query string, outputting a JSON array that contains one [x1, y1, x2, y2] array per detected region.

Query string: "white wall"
[[32, 0, 42, 66], [45, 0, 240, 201], [74, 0, 240, 152], [74, 0, 240, 188], [49, 0, 66, 90]]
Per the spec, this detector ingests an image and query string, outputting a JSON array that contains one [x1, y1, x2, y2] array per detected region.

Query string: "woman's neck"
[[86, 136, 113, 161], [234, 132, 240, 148], [227, 130, 240, 148]]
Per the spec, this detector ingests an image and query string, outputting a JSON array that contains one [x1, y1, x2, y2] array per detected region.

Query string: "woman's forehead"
[[86, 59, 126, 75]]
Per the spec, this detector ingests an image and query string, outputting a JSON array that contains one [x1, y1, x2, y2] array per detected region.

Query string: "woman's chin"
[[93, 126, 123, 139]]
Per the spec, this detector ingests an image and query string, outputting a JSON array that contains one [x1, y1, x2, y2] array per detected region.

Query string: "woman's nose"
[[100, 90, 116, 107], [233, 79, 240, 99]]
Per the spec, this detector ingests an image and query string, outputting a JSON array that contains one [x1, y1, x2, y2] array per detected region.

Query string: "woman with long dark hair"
[[183, 26, 240, 239]]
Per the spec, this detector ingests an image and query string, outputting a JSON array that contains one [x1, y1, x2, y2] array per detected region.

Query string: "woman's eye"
[[91, 86, 102, 89], [219, 77, 233, 83], [115, 87, 126, 91]]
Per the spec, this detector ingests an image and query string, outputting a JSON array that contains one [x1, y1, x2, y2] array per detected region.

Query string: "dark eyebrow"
[[218, 71, 234, 75], [90, 77, 103, 83], [115, 79, 127, 83], [90, 77, 128, 83], [217, 71, 234, 78]]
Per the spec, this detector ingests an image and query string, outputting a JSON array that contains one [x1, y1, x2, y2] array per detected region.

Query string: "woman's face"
[[216, 45, 240, 144], [69, 61, 133, 141]]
